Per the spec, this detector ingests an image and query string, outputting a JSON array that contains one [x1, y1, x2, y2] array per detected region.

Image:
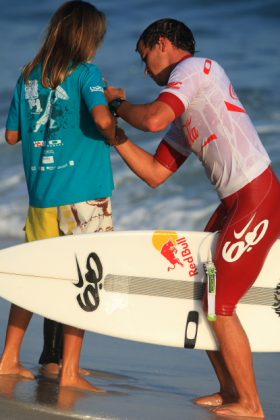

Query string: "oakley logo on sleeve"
[[89, 86, 104, 92], [222, 214, 269, 263]]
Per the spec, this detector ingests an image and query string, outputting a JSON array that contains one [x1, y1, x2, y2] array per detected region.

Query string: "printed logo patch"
[[152, 231, 198, 277], [42, 156, 54, 164], [167, 81, 182, 90], [203, 59, 212, 75], [33, 141, 45, 147], [33, 139, 63, 148], [74, 253, 103, 312], [182, 117, 199, 145], [90, 86, 104, 93], [222, 214, 269, 262]]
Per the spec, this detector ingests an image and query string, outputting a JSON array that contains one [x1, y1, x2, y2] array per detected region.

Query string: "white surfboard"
[[0, 230, 279, 352]]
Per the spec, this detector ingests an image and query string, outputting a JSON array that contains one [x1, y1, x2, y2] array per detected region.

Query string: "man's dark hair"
[[136, 18, 196, 55]]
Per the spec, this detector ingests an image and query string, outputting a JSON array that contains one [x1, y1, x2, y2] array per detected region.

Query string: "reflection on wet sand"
[[0, 366, 130, 415], [0, 375, 31, 399]]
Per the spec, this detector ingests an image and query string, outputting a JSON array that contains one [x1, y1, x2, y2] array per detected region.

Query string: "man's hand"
[[107, 127, 128, 146], [105, 86, 126, 103]]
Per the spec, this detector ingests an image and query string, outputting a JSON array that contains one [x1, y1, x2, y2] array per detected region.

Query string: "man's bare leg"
[[194, 350, 237, 406], [60, 325, 105, 393], [209, 313, 264, 418], [0, 304, 34, 379]]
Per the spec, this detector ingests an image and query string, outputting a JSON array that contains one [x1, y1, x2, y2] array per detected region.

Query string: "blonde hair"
[[22, 1, 106, 88]]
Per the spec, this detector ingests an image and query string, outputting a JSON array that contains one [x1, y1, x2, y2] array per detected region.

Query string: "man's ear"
[[158, 36, 169, 52]]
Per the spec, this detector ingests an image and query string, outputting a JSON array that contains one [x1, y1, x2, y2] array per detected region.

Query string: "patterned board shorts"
[[25, 198, 113, 242]]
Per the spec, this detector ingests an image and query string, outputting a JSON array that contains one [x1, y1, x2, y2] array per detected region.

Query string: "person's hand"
[[108, 126, 128, 146], [105, 85, 126, 103]]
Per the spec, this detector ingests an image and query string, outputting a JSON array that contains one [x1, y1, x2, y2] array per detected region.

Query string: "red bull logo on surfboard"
[[152, 231, 198, 277]]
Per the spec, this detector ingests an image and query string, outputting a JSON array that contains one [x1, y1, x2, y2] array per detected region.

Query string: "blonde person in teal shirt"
[[1, 0, 123, 393]]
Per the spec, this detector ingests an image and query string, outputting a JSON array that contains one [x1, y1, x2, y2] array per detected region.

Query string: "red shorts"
[[203, 166, 280, 316]]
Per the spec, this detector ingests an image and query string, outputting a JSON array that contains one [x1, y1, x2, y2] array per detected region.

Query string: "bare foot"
[[79, 367, 91, 376], [194, 393, 223, 407], [212, 402, 265, 418], [194, 391, 236, 407], [60, 375, 106, 394], [0, 361, 34, 379]]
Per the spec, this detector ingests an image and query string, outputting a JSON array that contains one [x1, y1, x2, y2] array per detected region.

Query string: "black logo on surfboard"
[[184, 310, 199, 349], [74, 253, 103, 312], [273, 282, 280, 317]]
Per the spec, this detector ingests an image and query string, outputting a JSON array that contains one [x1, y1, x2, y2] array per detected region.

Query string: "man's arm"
[[114, 128, 174, 188], [106, 86, 175, 133]]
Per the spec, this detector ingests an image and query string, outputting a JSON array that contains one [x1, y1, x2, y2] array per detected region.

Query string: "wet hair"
[[136, 18, 196, 55], [22, 1, 106, 88]]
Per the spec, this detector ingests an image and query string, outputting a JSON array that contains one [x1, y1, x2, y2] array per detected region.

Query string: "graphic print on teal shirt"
[[6, 63, 114, 207]]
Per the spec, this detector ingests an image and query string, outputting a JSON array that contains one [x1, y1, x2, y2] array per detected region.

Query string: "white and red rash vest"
[[157, 57, 271, 199]]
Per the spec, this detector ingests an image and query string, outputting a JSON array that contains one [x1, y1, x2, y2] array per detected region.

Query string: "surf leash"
[[204, 261, 217, 321]]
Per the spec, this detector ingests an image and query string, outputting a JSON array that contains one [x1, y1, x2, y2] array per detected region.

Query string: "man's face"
[[138, 40, 170, 86]]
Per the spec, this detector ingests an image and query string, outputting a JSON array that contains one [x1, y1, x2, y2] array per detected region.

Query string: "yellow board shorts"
[[25, 198, 113, 242]]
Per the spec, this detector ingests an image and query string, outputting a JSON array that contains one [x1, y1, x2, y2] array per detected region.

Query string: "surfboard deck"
[[0, 230, 279, 352]]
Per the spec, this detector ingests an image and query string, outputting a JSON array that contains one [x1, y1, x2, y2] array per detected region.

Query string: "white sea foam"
[[1, 118, 279, 244], [256, 124, 280, 134], [0, 173, 25, 193], [0, 201, 26, 239]]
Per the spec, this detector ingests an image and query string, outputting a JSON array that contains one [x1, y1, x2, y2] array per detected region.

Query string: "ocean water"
[[0, 0, 280, 418]]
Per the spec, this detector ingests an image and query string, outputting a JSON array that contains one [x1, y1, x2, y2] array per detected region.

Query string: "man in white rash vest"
[[105, 18, 280, 419]]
